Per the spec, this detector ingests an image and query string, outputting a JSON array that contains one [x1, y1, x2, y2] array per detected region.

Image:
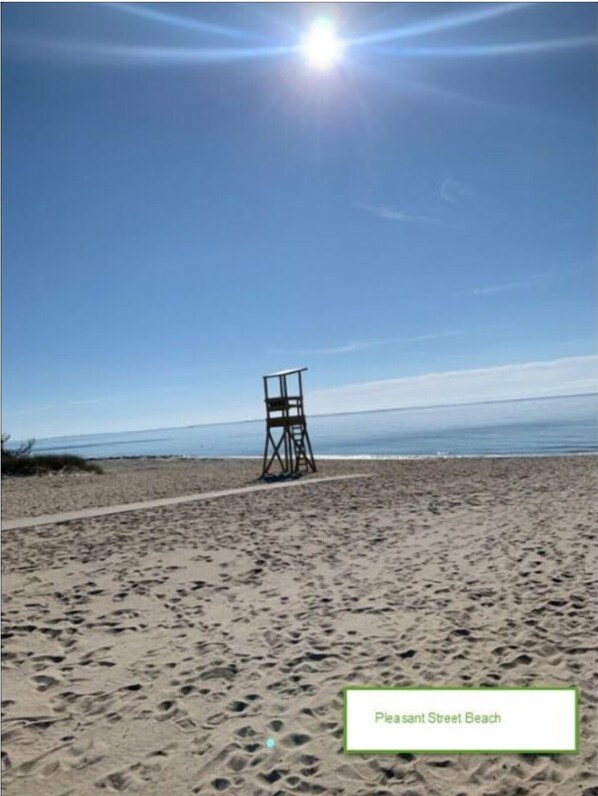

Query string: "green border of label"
[[343, 686, 579, 755]]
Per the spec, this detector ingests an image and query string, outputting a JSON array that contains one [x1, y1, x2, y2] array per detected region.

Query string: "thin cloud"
[[3, 396, 118, 417], [273, 330, 463, 356], [307, 355, 598, 415], [3, 403, 64, 417], [358, 202, 440, 226], [556, 219, 582, 231], [68, 395, 122, 407], [439, 177, 473, 204], [2, 387, 183, 418], [465, 269, 587, 297], [469, 274, 546, 295], [472, 280, 536, 295]]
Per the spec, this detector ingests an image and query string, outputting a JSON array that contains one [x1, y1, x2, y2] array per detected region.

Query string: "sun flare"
[[301, 17, 342, 70]]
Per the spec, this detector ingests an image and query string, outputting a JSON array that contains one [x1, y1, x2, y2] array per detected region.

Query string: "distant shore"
[[2, 456, 597, 794]]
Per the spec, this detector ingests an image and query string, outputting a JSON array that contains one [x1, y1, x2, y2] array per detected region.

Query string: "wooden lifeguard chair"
[[261, 368, 316, 477]]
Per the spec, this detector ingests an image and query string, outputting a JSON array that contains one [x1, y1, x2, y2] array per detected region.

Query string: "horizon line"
[[20, 391, 598, 444]]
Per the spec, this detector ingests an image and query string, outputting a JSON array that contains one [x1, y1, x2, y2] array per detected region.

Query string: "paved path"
[[2, 474, 373, 532]]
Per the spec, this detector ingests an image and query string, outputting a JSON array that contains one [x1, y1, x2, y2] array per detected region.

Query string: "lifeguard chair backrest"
[[266, 397, 289, 412]]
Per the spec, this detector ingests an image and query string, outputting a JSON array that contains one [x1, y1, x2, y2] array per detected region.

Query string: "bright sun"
[[301, 17, 342, 71]]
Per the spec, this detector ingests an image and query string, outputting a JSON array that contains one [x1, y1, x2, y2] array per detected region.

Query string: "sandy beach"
[[2, 456, 597, 795]]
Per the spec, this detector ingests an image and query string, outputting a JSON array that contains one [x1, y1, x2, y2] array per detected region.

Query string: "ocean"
[[26, 393, 597, 460]]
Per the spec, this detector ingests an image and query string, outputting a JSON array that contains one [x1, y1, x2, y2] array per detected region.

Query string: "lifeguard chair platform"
[[261, 367, 316, 477]]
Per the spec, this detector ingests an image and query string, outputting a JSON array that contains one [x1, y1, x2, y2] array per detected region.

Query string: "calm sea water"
[[27, 394, 597, 460]]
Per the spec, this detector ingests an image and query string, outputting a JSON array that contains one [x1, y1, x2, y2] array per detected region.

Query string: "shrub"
[[1, 434, 103, 477]]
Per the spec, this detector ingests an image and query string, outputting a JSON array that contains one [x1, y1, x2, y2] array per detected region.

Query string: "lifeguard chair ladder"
[[261, 367, 316, 477]]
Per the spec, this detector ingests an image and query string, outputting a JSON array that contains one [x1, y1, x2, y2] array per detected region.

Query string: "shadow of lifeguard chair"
[[261, 368, 317, 478]]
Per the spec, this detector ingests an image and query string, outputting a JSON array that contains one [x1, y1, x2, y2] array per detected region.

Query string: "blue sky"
[[2, 2, 596, 438]]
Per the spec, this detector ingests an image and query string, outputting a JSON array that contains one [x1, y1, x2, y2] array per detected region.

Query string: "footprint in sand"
[[32, 674, 61, 692]]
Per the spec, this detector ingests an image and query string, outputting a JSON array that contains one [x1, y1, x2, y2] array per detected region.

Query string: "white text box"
[[344, 688, 577, 753]]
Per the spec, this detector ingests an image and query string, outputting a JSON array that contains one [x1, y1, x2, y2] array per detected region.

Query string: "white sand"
[[2, 456, 597, 795]]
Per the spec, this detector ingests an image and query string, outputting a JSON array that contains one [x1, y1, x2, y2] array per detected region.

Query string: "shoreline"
[[1, 450, 592, 466], [85, 450, 598, 461]]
